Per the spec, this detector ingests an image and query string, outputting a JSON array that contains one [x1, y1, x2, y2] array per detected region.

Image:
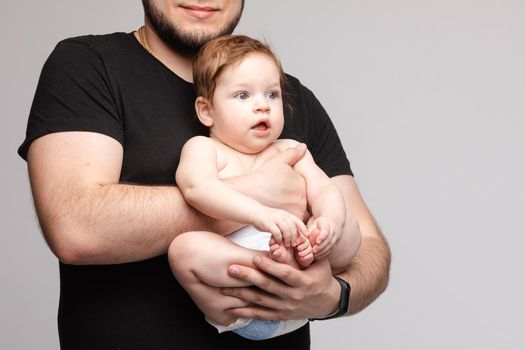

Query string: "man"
[[19, 1, 390, 349]]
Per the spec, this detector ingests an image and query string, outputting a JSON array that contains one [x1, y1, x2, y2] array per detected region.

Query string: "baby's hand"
[[252, 207, 306, 247], [307, 216, 342, 260]]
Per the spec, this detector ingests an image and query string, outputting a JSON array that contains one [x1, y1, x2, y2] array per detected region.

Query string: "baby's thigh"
[[168, 230, 266, 288]]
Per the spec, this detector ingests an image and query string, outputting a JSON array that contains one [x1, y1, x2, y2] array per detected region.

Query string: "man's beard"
[[142, 0, 244, 57]]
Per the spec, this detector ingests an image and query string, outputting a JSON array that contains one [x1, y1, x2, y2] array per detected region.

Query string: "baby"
[[169, 35, 356, 340]]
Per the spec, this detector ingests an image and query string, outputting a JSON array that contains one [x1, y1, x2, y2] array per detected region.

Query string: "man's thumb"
[[279, 143, 307, 166]]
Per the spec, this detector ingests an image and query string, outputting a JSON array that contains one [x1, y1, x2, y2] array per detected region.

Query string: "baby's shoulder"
[[181, 136, 225, 164], [183, 136, 225, 153], [184, 135, 213, 147]]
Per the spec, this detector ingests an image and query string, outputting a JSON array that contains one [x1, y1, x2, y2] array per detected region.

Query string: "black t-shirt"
[[19, 32, 352, 350]]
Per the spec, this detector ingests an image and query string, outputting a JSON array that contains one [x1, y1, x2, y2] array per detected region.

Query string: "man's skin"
[[26, 0, 390, 322]]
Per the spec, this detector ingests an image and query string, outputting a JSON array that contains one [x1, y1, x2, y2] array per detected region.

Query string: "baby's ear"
[[195, 97, 214, 127]]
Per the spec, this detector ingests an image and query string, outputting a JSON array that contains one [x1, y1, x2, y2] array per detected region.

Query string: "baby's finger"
[[315, 243, 332, 258], [316, 224, 330, 244], [270, 224, 283, 244], [297, 220, 308, 237], [306, 220, 317, 233], [306, 216, 316, 227], [288, 218, 298, 247], [308, 228, 320, 247], [296, 237, 312, 257], [316, 233, 338, 258], [315, 232, 332, 252], [315, 250, 331, 260], [270, 243, 283, 259], [312, 228, 329, 254], [292, 218, 307, 246], [276, 221, 292, 247]]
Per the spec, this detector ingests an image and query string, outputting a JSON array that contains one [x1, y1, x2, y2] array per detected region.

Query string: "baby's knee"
[[168, 231, 205, 274]]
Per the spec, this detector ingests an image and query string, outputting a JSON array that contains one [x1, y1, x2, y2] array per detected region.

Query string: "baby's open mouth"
[[251, 120, 269, 130]]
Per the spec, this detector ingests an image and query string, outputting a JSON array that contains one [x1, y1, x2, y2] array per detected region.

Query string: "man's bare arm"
[[332, 175, 391, 314], [27, 132, 216, 265], [27, 131, 307, 265]]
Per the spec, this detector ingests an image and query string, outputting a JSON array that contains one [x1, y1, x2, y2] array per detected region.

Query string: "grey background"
[[2, 1, 524, 349]]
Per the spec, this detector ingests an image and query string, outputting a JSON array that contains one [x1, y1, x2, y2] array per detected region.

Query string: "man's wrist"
[[310, 276, 351, 321]]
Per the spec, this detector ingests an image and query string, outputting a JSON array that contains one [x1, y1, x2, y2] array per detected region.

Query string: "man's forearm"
[[337, 231, 391, 315], [40, 173, 296, 266], [39, 182, 236, 265], [329, 175, 391, 315]]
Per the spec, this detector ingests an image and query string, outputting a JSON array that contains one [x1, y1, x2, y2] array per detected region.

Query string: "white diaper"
[[227, 224, 272, 251]]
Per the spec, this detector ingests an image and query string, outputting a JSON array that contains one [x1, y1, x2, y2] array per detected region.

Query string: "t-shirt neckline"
[[126, 31, 193, 87]]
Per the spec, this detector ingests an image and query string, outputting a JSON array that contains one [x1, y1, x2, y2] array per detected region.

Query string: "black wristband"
[[309, 276, 350, 321]]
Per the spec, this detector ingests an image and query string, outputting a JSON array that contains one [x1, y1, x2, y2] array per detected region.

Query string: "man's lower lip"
[[183, 7, 217, 19]]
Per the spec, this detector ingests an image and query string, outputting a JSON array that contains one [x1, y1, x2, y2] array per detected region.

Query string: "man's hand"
[[221, 256, 340, 321], [226, 143, 308, 221], [186, 283, 250, 327]]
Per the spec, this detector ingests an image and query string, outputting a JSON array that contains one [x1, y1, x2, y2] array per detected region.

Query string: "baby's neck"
[[209, 136, 262, 173], [209, 133, 264, 156]]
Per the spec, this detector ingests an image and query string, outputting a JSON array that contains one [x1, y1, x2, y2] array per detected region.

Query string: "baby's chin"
[[229, 138, 279, 155], [237, 144, 273, 155]]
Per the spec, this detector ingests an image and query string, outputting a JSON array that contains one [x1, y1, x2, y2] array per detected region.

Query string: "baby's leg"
[[168, 231, 268, 325], [169, 230, 266, 288]]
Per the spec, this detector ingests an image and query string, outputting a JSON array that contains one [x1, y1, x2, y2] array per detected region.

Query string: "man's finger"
[[273, 143, 307, 166], [227, 263, 292, 295], [225, 305, 282, 321], [220, 294, 251, 309], [252, 255, 307, 287], [222, 286, 283, 310]]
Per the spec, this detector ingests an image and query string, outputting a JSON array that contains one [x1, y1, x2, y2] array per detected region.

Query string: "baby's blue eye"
[[268, 90, 279, 99], [235, 92, 249, 99]]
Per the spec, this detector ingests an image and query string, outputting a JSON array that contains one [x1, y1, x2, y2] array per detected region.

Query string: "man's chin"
[[168, 31, 232, 56]]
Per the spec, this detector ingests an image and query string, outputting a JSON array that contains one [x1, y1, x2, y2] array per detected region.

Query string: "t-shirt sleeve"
[[300, 84, 354, 178], [18, 39, 123, 160]]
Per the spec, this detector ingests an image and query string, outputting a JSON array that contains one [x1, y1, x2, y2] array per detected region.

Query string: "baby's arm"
[[176, 136, 305, 246], [275, 141, 348, 259]]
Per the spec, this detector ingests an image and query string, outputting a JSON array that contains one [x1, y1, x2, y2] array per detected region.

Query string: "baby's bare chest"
[[216, 144, 281, 179]]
